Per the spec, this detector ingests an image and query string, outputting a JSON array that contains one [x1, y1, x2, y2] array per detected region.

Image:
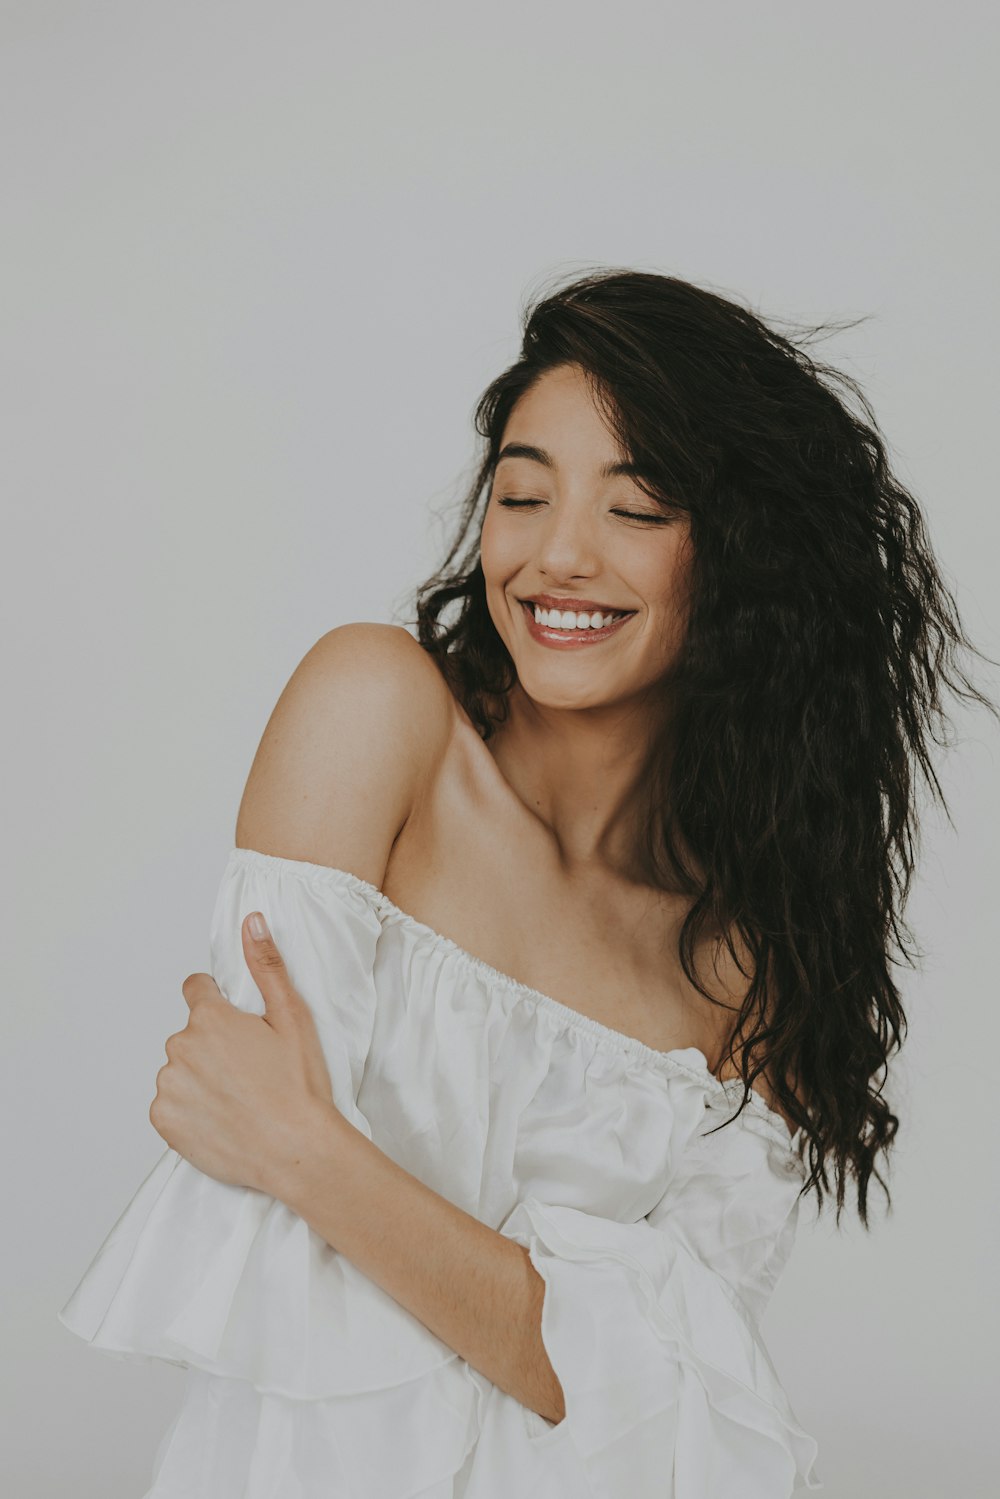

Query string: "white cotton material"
[[58, 846, 822, 1496]]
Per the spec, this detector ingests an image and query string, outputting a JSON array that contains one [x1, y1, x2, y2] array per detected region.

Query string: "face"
[[480, 363, 693, 714]]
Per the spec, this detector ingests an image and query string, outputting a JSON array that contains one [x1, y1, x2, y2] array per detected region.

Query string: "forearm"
[[276, 1103, 566, 1426]]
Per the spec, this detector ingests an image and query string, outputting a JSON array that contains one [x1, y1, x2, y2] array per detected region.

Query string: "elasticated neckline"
[[230, 845, 799, 1147]]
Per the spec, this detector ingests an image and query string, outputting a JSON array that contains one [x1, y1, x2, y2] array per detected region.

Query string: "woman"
[[58, 269, 997, 1496]]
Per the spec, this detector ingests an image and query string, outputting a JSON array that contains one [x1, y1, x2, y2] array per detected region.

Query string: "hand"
[[149, 910, 342, 1197]]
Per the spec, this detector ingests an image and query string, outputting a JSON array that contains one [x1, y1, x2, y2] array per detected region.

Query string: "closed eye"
[[496, 497, 673, 525]]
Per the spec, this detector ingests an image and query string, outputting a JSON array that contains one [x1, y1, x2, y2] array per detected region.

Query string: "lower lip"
[[519, 600, 636, 648]]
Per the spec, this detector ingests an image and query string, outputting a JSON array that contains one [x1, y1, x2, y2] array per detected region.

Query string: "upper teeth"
[[532, 604, 628, 630]]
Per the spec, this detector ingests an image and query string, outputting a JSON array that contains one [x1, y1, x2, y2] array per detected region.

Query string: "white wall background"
[[3, 2, 998, 1494]]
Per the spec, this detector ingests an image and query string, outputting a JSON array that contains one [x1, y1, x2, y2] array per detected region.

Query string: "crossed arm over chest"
[[232, 623, 566, 1423]]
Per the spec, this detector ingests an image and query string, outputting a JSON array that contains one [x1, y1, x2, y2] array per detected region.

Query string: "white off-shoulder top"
[[58, 846, 822, 1497]]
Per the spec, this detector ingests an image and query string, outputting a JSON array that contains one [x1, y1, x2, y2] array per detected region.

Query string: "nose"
[[532, 503, 602, 584]]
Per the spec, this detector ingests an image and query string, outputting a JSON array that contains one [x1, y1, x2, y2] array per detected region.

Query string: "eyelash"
[[496, 497, 672, 525]]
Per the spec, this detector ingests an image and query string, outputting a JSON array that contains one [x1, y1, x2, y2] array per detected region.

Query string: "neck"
[[486, 679, 669, 877]]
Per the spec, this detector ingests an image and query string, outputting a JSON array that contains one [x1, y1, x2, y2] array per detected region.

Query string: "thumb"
[[242, 911, 298, 1025]]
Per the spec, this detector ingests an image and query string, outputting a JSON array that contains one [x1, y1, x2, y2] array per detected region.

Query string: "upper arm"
[[234, 622, 453, 889]]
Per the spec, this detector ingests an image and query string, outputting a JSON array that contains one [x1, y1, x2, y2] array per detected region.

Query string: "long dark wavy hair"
[[399, 266, 999, 1229]]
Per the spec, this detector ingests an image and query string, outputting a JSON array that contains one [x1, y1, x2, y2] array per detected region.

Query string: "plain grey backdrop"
[[3, 2, 998, 1495]]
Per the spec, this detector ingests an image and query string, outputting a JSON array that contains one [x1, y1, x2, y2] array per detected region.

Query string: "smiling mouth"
[[518, 598, 637, 622], [517, 597, 637, 645]]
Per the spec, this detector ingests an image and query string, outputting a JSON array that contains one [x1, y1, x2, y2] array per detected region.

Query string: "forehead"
[[499, 366, 632, 474]]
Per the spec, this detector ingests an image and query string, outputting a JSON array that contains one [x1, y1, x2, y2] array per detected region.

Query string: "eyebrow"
[[495, 441, 640, 480]]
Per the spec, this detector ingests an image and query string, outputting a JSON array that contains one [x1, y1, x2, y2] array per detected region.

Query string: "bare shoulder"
[[235, 622, 454, 887]]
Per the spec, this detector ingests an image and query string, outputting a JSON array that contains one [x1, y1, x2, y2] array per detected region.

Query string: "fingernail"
[[248, 912, 268, 940]]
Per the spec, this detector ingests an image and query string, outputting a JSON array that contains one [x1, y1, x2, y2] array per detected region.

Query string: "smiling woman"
[[481, 364, 694, 681], [58, 267, 999, 1498]]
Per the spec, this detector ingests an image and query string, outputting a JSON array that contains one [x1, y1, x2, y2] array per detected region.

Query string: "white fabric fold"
[[142, 1364, 491, 1499], [57, 846, 822, 1495], [499, 1195, 822, 1496], [58, 850, 468, 1399]]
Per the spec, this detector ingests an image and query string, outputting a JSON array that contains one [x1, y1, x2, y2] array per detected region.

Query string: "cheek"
[[650, 534, 693, 608], [478, 518, 514, 637], [479, 510, 519, 584], [641, 559, 692, 650], [479, 507, 496, 570]]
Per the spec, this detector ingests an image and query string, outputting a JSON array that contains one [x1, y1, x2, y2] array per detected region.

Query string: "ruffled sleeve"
[[497, 1086, 822, 1497], [56, 848, 487, 1416], [197, 846, 382, 1140]]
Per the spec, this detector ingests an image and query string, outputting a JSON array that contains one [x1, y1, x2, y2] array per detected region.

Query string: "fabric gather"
[[58, 846, 821, 1496]]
